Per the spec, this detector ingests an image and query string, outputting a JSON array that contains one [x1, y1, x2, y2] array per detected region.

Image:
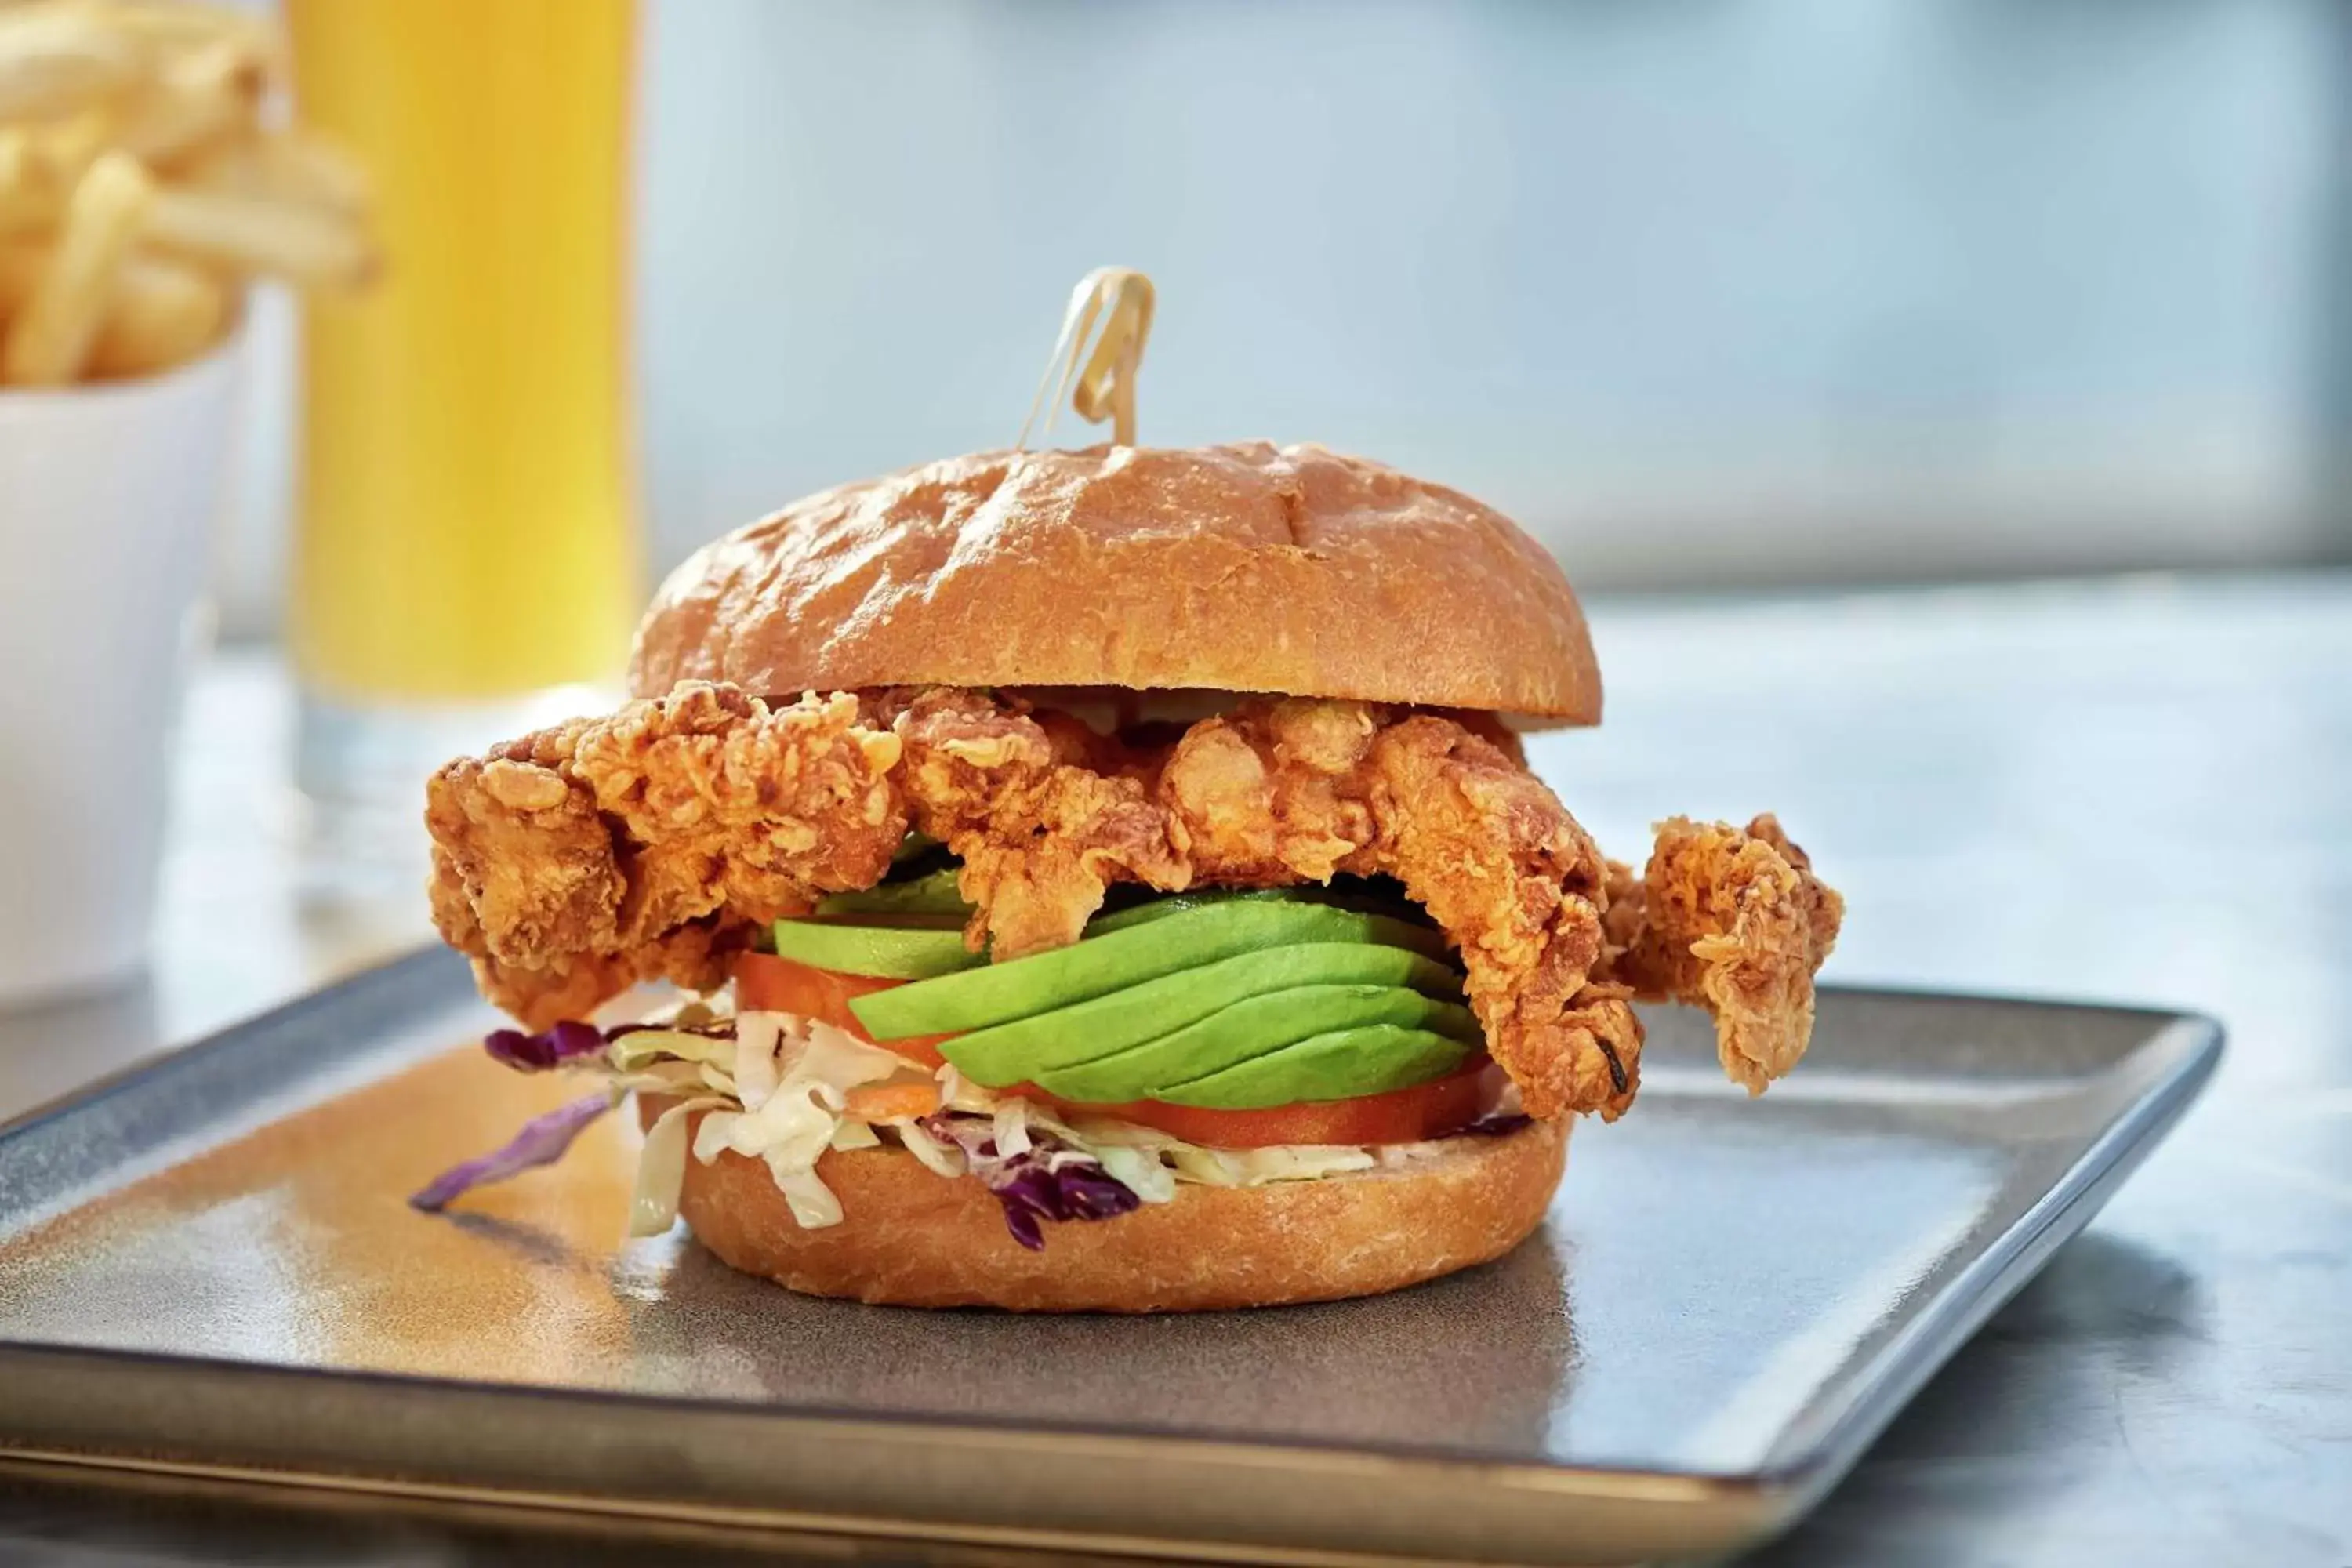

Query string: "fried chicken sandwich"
[[416, 440, 1842, 1312]]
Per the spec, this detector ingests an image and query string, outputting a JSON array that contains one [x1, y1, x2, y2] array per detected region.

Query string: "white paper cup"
[[0, 333, 243, 1006]]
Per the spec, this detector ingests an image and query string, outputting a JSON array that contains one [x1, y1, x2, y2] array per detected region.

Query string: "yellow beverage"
[[287, 0, 638, 702]]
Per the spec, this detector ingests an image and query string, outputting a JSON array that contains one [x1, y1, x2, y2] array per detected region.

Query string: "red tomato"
[[1052, 1060, 1504, 1148], [731, 953, 953, 1069]]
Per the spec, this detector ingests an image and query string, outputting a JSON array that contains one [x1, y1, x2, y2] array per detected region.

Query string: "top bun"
[[629, 441, 1601, 723]]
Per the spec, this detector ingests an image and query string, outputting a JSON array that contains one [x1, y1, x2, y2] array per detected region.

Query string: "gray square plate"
[[0, 951, 2219, 1566]]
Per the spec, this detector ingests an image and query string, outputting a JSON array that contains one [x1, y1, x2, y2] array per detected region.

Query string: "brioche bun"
[[662, 1108, 1568, 1312], [629, 442, 1600, 724]]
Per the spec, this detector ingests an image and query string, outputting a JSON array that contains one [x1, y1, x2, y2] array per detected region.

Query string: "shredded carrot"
[[844, 1082, 939, 1123]]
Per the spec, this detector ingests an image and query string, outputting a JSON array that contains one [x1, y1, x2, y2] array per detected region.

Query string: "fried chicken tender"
[[1046, 698, 1835, 1116], [1602, 814, 1845, 1092], [1162, 699, 1642, 1118], [426, 683, 907, 1029], [888, 688, 1190, 958], [428, 681, 1841, 1120]]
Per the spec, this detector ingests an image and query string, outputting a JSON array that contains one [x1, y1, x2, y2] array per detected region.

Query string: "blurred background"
[[216, 0, 2352, 630], [3, 0, 2349, 1018]]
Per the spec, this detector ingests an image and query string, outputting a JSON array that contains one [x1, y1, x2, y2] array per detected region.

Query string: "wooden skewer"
[[1016, 265, 1156, 451]]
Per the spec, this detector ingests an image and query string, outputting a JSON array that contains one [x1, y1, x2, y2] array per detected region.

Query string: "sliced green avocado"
[[851, 900, 1453, 1040], [1084, 887, 1300, 935], [936, 946, 1465, 1083], [1155, 1024, 1474, 1109], [1027, 985, 1478, 1102], [1086, 901, 1446, 963], [815, 866, 972, 919], [768, 916, 981, 979], [1083, 884, 1441, 938]]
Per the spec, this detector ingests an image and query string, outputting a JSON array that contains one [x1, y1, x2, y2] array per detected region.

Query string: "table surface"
[[1, 573, 2346, 1567]]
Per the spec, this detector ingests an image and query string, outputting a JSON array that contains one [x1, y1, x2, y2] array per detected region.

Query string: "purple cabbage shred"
[[408, 1092, 612, 1212], [483, 1020, 608, 1072], [485, 1017, 733, 1072], [919, 1112, 1142, 1251]]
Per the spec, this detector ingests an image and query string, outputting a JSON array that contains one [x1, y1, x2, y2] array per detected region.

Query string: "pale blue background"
[[217, 0, 2352, 624], [636, 0, 2346, 588]]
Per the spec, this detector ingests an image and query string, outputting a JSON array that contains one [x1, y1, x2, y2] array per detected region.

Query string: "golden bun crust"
[[630, 442, 1601, 724], [672, 1115, 1567, 1312]]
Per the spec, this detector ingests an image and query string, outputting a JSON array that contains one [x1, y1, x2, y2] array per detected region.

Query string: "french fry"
[[0, 127, 53, 238], [0, 7, 144, 123], [88, 249, 225, 376], [145, 183, 377, 291], [0, 238, 225, 376], [188, 129, 370, 217], [1, 147, 152, 385], [31, 103, 109, 182], [0, 234, 34, 307], [0, 123, 28, 213], [0, 183, 56, 238], [108, 34, 260, 169], [88, 0, 282, 82], [0, 0, 374, 387]]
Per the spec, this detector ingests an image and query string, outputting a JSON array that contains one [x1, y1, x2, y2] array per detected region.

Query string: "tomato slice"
[[734, 953, 1504, 1148], [731, 952, 954, 1069], [1054, 1060, 1504, 1149]]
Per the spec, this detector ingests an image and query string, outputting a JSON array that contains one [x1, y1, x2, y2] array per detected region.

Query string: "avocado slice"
[[1155, 1023, 1475, 1109], [1027, 984, 1478, 1102], [768, 916, 981, 979], [1082, 902, 1449, 964], [815, 866, 972, 919], [1084, 887, 1300, 935], [851, 900, 1454, 1040], [1083, 883, 1441, 938], [936, 945, 1465, 1083]]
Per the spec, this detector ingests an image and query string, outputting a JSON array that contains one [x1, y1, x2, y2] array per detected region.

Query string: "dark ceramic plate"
[[0, 951, 2220, 1565]]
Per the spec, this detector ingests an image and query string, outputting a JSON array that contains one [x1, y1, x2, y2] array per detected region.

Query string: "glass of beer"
[[285, 0, 639, 871]]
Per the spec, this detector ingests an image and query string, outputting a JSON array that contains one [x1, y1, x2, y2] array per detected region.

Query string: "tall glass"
[[285, 0, 638, 871]]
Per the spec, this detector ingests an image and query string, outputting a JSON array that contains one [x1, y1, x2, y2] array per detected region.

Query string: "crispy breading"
[[426, 755, 622, 976], [426, 683, 1839, 1117], [1601, 814, 1845, 1091], [463, 924, 739, 1033], [890, 688, 1189, 958], [1163, 700, 1639, 1117], [1349, 713, 1637, 1118], [1160, 698, 1378, 884], [425, 683, 907, 1029]]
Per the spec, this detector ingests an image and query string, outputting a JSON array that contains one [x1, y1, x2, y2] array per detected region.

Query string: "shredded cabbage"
[[1088, 1142, 1176, 1205], [1045, 1106, 1378, 1189], [895, 1115, 967, 1178], [830, 1120, 883, 1152], [484, 1021, 608, 1073], [406, 1091, 612, 1210], [632, 1094, 728, 1236], [918, 1110, 1141, 1250], [418, 1001, 1474, 1250], [992, 1101, 1033, 1158], [731, 1012, 784, 1109], [674, 1013, 921, 1228], [608, 1028, 735, 1076]]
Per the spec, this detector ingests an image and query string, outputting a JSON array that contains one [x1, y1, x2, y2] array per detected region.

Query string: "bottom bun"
[[664, 1112, 1568, 1312]]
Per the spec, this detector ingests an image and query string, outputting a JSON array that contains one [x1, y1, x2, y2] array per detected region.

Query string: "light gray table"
[[2, 574, 2346, 1566]]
